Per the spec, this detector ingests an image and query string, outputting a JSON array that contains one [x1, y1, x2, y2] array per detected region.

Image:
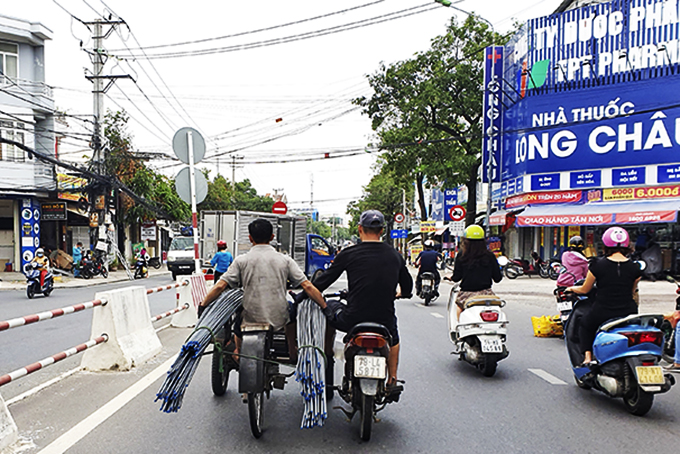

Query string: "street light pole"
[[433, 1, 497, 234]]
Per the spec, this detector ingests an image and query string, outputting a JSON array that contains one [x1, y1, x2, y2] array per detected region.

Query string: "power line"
[[107, 1, 385, 52], [113, 4, 439, 60]]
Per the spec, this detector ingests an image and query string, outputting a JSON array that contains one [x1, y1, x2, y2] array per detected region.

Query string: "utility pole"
[[229, 155, 243, 206], [310, 175, 314, 209], [84, 18, 131, 253]]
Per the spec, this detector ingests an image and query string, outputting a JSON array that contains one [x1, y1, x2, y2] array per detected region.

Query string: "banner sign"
[[489, 212, 507, 226], [41, 203, 66, 221], [517, 213, 614, 226], [482, 46, 504, 183], [506, 189, 583, 209], [421, 220, 436, 233], [588, 184, 680, 202], [501, 0, 680, 189], [57, 173, 87, 202], [431, 188, 444, 221], [444, 188, 458, 221]]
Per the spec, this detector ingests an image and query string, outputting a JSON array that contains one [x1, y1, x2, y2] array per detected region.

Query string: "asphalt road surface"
[[4, 274, 680, 453]]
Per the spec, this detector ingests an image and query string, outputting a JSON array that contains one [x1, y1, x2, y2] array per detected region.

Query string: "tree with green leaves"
[[355, 15, 505, 225], [201, 174, 274, 213], [103, 110, 190, 223], [347, 166, 406, 240], [306, 217, 332, 238]]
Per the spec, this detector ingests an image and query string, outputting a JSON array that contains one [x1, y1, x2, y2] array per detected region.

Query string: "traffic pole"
[[187, 131, 201, 274]]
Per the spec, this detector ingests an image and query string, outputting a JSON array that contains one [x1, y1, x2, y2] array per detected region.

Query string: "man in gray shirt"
[[199, 218, 327, 361]]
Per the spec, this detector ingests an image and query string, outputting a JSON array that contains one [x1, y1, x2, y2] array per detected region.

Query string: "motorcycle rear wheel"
[[538, 264, 550, 279], [101, 267, 109, 278], [623, 385, 654, 416], [43, 286, 53, 297], [82, 269, 92, 280], [479, 356, 498, 377], [548, 266, 560, 280], [359, 394, 374, 441], [248, 391, 265, 438]]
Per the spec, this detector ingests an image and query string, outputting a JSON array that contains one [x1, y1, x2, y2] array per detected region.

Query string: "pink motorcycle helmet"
[[602, 226, 630, 248]]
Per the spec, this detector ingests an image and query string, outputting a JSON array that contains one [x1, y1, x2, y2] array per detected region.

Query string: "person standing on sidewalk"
[[210, 240, 233, 282]]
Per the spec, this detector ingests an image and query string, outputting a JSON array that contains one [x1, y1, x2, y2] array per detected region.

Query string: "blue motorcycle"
[[24, 262, 54, 299], [564, 295, 675, 416]]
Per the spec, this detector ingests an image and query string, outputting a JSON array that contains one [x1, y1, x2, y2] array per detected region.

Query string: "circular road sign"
[[272, 200, 288, 215], [394, 212, 405, 223], [175, 167, 208, 205], [172, 127, 206, 165], [449, 205, 466, 222]]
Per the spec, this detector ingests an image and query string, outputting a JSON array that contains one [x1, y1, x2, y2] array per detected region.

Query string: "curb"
[[0, 270, 171, 291]]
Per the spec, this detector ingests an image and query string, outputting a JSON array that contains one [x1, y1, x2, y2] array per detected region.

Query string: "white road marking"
[[528, 368, 568, 385], [6, 368, 80, 406], [430, 312, 444, 319], [37, 354, 178, 454]]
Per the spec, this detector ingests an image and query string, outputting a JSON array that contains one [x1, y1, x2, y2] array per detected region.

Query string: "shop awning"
[[516, 200, 680, 227], [489, 210, 509, 226], [434, 226, 449, 235]]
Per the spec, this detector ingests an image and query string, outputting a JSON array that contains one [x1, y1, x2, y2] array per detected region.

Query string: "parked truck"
[[195, 210, 335, 281]]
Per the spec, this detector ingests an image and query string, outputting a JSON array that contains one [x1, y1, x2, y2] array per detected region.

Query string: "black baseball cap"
[[359, 210, 385, 228]]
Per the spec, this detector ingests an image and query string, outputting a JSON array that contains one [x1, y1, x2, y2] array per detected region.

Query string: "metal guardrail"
[[0, 299, 107, 332], [151, 303, 189, 322], [0, 335, 108, 387]]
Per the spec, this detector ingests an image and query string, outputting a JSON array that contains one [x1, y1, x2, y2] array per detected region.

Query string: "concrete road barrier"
[[0, 392, 18, 452], [171, 277, 197, 328], [81, 286, 162, 371]]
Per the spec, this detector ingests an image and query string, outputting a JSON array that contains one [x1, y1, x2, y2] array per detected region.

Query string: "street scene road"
[[3, 272, 680, 453]]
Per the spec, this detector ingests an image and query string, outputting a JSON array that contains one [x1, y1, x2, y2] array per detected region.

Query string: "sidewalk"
[[0, 266, 171, 291]]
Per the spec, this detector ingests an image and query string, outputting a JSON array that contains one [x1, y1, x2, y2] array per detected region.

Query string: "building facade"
[[488, 0, 680, 273], [0, 14, 56, 270]]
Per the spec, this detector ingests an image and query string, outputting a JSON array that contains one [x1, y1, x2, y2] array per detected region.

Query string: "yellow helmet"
[[463, 225, 485, 240]]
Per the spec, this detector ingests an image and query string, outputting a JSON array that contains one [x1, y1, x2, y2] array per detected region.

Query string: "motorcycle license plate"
[[354, 356, 386, 379], [480, 338, 503, 353], [556, 301, 573, 312], [636, 366, 664, 385]]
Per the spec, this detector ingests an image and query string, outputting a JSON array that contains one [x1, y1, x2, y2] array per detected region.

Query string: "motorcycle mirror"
[[635, 260, 647, 271], [497, 256, 509, 267]]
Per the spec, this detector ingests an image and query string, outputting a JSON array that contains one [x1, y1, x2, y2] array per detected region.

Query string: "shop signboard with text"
[[506, 190, 584, 209]]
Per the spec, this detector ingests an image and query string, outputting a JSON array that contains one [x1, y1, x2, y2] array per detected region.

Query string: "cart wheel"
[[211, 342, 235, 396], [248, 391, 265, 438]]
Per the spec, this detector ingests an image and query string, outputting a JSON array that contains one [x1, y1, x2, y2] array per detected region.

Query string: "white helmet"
[[424, 240, 435, 248], [36, 248, 44, 257]]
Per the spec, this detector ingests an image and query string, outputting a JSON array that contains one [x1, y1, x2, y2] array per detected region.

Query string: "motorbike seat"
[[343, 322, 392, 345], [420, 271, 437, 279], [464, 295, 504, 309], [598, 313, 664, 333]]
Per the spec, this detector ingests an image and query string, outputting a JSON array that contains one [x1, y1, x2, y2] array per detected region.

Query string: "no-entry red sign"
[[272, 200, 288, 214]]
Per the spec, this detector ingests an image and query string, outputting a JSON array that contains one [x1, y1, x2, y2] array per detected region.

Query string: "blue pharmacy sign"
[[390, 229, 408, 239], [482, 46, 504, 183], [500, 0, 680, 194], [444, 188, 458, 221]]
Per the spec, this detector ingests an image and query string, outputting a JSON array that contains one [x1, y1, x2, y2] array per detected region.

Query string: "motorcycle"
[[134, 257, 149, 279], [326, 291, 402, 441], [148, 256, 162, 269], [79, 253, 108, 279], [547, 257, 563, 280], [418, 271, 438, 306], [564, 292, 675, 416], [24, 262, 54, 299], [504, 252, 549, 279], [447, 284, 509, 377]]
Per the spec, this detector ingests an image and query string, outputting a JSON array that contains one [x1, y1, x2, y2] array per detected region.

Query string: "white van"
[[166, 236, 195, 280]]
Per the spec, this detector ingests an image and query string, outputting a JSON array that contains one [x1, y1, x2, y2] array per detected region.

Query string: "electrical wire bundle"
[[295, 298, 327, 428], [156, 288, 243, 413]]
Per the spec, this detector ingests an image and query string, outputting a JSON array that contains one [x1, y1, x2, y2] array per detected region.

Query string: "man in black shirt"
[[415, 240, 441, 297], [313, 210, 413, 389]]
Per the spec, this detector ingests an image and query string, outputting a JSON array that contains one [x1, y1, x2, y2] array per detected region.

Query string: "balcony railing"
[[0, 76, 54, 106]]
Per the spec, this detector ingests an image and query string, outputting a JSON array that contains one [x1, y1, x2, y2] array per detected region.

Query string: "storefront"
[[485, 0, 680, 272]]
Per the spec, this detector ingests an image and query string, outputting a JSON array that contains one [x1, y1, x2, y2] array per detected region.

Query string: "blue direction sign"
[[390, 229, 408, 239]]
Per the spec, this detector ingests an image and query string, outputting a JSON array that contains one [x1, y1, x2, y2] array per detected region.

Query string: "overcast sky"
[[4, 0, 556, 220]]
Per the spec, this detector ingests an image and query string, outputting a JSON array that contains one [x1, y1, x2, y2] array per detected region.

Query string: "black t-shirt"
[[313, 241, 413, 326], [451, 253, 502, 291], [590, 257, 642, 309], [417, 250, 439, 272]]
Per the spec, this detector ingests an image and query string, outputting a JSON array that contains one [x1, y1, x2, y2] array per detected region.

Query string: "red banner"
[[506, 190, 583, 209], [489, 212, 506, 226], [615, 210, 678, 224], [516, 213, 614, 227]]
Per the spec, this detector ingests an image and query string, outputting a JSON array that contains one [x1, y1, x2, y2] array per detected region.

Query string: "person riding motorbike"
[[199, 219, 327, 366], [415, 239, 441, 298], [311, 210, 413, 398], [556, 235, 589, 288], [567, 226, 642, 366], [210, 240, 233, 282], [32, 248, 50, 288], [445, 225, 502, 321]]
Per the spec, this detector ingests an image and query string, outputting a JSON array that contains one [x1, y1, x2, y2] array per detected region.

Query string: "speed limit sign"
[[394, 212, 405, 223]]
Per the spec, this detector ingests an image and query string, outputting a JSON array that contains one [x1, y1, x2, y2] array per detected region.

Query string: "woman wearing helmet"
[[415, 239, 441, 298], [445, 225, 502, 320], [210, 240, 233, 282], [32, 248, 50, 288], [567, 226, 642, 366], [556, 236, 589, 288]]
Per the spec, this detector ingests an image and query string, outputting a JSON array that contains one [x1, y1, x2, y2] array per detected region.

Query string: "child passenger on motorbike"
[[445, 225, 502, 321], [567, 227, 642, 366], [556, 236, 589, 287]]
